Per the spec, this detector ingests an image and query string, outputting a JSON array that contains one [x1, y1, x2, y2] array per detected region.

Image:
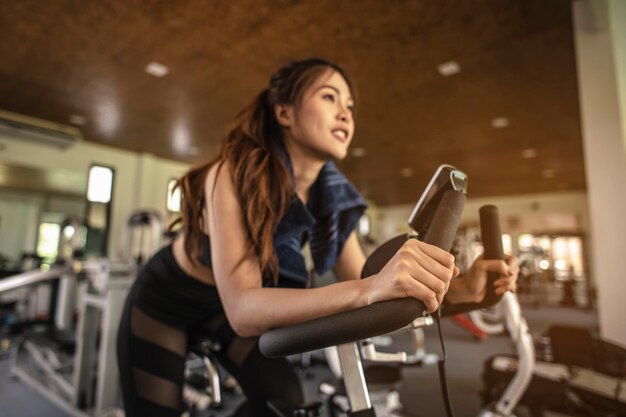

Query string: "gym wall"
[[0, 134, 190, 260]]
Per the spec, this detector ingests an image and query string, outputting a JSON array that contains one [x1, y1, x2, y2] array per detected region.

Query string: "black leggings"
[[117, 245, 303, 417]]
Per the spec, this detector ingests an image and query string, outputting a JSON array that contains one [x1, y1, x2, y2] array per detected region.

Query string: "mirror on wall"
[[0, 161, 87, 273]]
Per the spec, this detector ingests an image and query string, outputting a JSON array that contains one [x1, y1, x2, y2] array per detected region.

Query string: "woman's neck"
[[284, 140, 325, 205]]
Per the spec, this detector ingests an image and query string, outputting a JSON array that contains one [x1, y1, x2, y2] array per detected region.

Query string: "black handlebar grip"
[[423, 191, 466, 249], [479, 205, 505, 306], [361, 234, 408, 279], [259, 190, 465, 358]]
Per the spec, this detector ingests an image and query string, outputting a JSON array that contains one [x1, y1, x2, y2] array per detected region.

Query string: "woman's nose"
[[338, 106, 351, 122]]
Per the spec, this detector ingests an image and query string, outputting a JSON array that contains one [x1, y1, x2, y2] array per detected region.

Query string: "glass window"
[[87, 165, 113, 203], [37, 223, 60, 260], [167, 179, 181, 213]]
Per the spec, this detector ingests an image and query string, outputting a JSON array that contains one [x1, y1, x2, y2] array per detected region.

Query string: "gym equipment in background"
[[482, 324, 626, 417], [1, 210, 165, 417]]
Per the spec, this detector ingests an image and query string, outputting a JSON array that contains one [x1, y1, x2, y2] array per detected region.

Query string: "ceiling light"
[[491, 117, 509, 128], [95, 98, 121, 139], [145, 62, 169, 77], [522, 148, 537, 158], [437, 61, 461, 76], [401, 168, 413, 177], [172, 119, 191, 155], [351, 147, 366, 157], [69, 114, 87, 126], [542, 168, 555, 178]]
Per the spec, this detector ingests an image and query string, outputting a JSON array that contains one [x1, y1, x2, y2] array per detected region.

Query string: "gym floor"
[[0, 305, 598, 417]]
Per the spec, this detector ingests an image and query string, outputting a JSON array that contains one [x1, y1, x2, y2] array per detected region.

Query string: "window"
[[87, 165, 113, 203], [167, 179, 181, 213], [37, 223, 60, 260]]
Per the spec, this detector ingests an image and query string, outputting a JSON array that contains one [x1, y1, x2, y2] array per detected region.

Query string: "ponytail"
[[173, 89, 291, 284]]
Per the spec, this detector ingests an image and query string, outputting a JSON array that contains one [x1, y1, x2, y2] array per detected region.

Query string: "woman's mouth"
[[332, 129, 348, 143]]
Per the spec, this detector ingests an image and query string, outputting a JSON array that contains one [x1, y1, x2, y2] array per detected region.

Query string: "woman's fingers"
[[401, 240, 455, 303], [505, 255, 520, 275], [494, 274, 518, 294], [371, 239, 457, 309], [401, 276, 439, 312], [414, 240, 456, 270], [493, 255, 520, 294], [477, 259, 512, 276], [409, 268, 448, 304]]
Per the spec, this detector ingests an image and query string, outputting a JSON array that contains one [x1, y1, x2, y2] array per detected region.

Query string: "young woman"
[[117, 58, 519, 417]]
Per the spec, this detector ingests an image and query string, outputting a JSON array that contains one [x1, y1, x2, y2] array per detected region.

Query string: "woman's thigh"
[[199, 315, 304, 416]]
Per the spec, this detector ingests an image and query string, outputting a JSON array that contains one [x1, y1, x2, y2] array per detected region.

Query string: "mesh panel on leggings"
[[129, 306, 187, 412], [133, 368, 181, 410], [131, 306, 186, 356]]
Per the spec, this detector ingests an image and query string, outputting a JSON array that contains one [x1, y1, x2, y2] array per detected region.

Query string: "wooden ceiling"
[[0, 0, 585, 205]]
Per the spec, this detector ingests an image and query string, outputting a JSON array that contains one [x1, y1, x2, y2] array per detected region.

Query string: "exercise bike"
[[260, 165, 535, 417]]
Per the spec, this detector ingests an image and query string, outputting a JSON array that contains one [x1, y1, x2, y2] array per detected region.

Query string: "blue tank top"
[[200, 154, 367, 288]]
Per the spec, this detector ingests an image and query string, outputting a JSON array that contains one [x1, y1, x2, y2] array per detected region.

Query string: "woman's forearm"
[[229, 277, 372, 337]]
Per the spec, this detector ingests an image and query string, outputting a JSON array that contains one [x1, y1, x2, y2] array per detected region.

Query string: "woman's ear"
[[274, 103, 293, 128]]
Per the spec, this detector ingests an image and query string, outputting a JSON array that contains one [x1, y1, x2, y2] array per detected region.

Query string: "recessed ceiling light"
[[437, 61, 461, 76], [145, 62, 169, 77], [69, 114, 87, 126], [522, 148, 537, 158], [542, 168, 555, 178], [351, 147, 366, 157], [401, 168, 413, 177], [491, 117, 509, 128]]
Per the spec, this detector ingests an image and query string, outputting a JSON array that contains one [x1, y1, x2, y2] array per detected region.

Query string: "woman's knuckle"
[[396, 258, 410, 271], [392, 274, 407, 288]]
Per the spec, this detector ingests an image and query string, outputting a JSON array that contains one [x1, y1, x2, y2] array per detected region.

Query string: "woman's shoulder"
[[204, 160, 228, 186], [204, 160, 235, 202]]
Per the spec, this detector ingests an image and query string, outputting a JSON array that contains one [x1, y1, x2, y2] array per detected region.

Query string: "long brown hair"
[[172, 58, 355, 284]]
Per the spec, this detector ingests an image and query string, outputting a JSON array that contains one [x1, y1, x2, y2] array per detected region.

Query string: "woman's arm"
[[206, 163, 456, 337], [333, 231, 366, 282]]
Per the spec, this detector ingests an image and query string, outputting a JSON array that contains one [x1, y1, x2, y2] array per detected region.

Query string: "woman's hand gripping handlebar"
[[439, 205, 511, 316], [259, 189, 465, 358]]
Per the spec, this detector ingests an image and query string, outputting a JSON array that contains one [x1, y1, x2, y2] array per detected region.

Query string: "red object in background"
[[452, 314, 487, 341]]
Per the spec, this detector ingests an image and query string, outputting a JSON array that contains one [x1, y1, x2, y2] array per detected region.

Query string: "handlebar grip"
[[479, 205, 505, 306]]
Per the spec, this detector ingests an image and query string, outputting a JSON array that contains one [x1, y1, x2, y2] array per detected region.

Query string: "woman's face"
[[281, 70, 355, 161]]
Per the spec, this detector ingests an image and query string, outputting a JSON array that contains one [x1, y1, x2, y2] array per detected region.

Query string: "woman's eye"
[[323, 94, 335, 102], [347, 105, 355, 112]]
